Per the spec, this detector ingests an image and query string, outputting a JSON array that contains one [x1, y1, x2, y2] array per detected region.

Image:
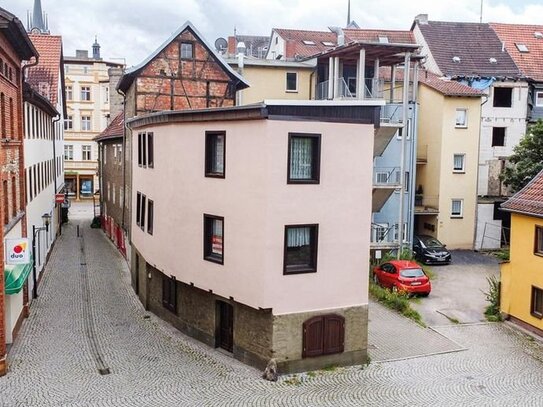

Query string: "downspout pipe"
[[52, 114, 61, 235]]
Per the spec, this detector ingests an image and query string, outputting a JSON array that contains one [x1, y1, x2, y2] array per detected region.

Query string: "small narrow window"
[[205, 131, 225, 177], [138, 132, 143, 167], [181, 42, 194, 59], [288, 133, 321, 184], [147, 199, 154, 235], [531, 286, 543, 319], [492, 127, 506, 147], [535, 226, 543, 256], [451, 199, 463, 218], [204, 214, 224, 264], [284, 224, 318, 274], [142, 132, 147, 167], [453, 154, 465, 172], [136, 192, 142, 227], [455, 108, 467, 127], [286, 72, 298, 92], [66, 85, 72, 100], [140, 194, 146, 230], [147, 132, 154, 168], [162, 275, 177, 313], [536, 91, 543, 107]]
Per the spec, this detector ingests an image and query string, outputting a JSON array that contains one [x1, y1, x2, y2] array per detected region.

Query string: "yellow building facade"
[[501, 170, 543, 333], [415, 78, 482, 249], [226, 59, 315, 104]]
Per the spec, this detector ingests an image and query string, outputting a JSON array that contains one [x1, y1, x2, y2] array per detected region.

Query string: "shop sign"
[[5, 238, 31, 265]]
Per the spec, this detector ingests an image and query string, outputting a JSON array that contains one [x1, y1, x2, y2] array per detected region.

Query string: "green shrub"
[[369, 281, 425, 327], [483, 275, 502, 322]]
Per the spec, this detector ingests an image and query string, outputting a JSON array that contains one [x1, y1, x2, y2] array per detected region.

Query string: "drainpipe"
[[117, 88, 127, 231], [52, 114, 61, 235], [473, 94, 489, 250], [397, 53, 411, 259]]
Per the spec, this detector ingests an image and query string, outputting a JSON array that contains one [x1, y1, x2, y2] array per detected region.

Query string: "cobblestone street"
[[2, 212, 543, 406]]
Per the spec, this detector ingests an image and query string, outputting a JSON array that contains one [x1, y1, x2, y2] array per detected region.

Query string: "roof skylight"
[[534, 32, 543, 39], [322, 41, 335, 46], [302, 40, 316, 45], [516, 43, 529, 53]]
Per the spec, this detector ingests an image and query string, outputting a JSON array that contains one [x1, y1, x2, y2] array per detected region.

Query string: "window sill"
[[455, 125, 468, 129], [287, 179, 320, 185], [286, 90, 299, 93], [531, 311, 543, 320], [205, 172, 225, 179], [204, 255, 223, 265], [450, 216, 463, 219], [534, 252, 543, 258], [453, 171, 466, 174], [284, 266, 317, 275]]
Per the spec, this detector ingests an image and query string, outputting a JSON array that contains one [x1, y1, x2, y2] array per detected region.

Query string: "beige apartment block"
[[63, 42, 123, 200], [128, 100, 383, 373], [415, 75, 482, 249]]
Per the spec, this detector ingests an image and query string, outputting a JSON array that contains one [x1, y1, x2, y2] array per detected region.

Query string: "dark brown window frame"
[[180, 42, 195, 60], [147, 199, 154, 235], [140, 194, 146, 230], [203, 214, 224, 265], [162, 274, 177, 314], [535, 225, 543, 257], [147, 132, 154, 168], [136, 192, 142, 227], [531, 285, 543, 319], [205, 131, 226, 178], [283, 224, 319, 275], [287, 133, 321, 184], [138, 132, 143, 167]]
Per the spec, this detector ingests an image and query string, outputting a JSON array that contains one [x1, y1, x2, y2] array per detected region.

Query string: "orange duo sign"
[[4, 238, 31, 265]]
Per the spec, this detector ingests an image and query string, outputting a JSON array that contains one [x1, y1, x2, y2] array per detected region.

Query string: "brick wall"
[[0, 29, 27, 377]]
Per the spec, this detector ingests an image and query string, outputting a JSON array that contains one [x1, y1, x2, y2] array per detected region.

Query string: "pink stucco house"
[[128, 100, 387, 373]]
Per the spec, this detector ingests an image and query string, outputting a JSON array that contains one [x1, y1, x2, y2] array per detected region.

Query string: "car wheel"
[[421, 292, 430, 297]]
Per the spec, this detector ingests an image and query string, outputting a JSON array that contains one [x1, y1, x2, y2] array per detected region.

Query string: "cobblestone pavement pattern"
[[1, 212, 543, 406]]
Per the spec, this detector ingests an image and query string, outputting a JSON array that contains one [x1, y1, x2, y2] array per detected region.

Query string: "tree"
[[501, 120, 543, 193]]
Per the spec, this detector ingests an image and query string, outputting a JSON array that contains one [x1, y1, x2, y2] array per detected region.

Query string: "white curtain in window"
[[287, 227, 310, 247], [452, 200, 462, 215], [213, 135, 224, 173], [453, 154, 464, 170], [290, 138, 312, 179]]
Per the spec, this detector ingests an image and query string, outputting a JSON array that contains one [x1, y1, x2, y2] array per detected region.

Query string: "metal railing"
[[414, 194, 439, 210], [370, 223, 400, 244], [374, 167, 401, 186], [380, 103, 403, 124], [316, 78, 375, 100]]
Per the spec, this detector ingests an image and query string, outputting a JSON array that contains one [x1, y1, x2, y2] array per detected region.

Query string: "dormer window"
[[534, 32, 543, 39], [515, 43, 529, 53], [452, 56, 461, 63], [302, 40, 316, 45]]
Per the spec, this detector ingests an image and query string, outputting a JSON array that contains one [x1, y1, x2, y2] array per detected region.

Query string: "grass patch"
[[369, 281, 426, 327]]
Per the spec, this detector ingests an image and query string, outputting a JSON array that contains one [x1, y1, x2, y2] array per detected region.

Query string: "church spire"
[[92, 36, 101, 60], [28, 0, 50, 34]]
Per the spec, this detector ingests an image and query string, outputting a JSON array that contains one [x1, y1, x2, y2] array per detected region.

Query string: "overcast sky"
[[4, 0, 543, 67]]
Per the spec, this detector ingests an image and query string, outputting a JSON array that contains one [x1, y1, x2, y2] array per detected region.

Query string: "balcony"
[[370, 223, 400, 249], [64, 160, 98, 171], [372, 167, 400, 212], [414, 195, 439, 214]]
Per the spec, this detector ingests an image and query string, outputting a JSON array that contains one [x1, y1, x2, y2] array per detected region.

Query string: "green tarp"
[[4, 259, 33, 295]]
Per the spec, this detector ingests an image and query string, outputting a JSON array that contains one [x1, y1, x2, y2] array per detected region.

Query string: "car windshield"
[[420, 236, 443, 248], [400, 268, 425, 278]]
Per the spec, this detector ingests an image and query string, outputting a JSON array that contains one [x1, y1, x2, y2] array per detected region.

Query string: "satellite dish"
[[215, 37, 228, 53]]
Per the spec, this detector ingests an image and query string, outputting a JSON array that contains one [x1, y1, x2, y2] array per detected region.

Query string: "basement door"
[[217, 301, 234, 352]]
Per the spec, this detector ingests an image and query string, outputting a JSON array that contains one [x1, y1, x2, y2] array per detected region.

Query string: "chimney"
[[285, 40, 296, 59], [227, 36, 237, 56], [415, 14, 428, 25], [76, 50, 89, 59], [108, 67, 124, 121]]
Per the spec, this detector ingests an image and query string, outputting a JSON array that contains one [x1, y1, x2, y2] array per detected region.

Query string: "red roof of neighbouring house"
[[272, 28, 337, 58], [490, 23, 543, 82], [501, 169, 543, 217], [26, 34, 63, 106], [95, 112, 124, 142], [344, 28, 416, 45]]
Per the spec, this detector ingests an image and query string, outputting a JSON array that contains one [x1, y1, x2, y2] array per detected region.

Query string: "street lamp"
[[32, 213, 51, 299]]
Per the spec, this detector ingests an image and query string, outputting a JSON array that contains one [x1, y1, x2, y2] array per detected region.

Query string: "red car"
[[373, 260, 431, 296]]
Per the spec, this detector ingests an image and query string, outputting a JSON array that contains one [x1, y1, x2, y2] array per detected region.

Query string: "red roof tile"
[[344, 29, 416, 45], [273, 28, 337, 58], [95, 112, 124, 141], [501, 168, 543, 217], [26, 34, 63, 106], [490, 23, 543, 82]]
